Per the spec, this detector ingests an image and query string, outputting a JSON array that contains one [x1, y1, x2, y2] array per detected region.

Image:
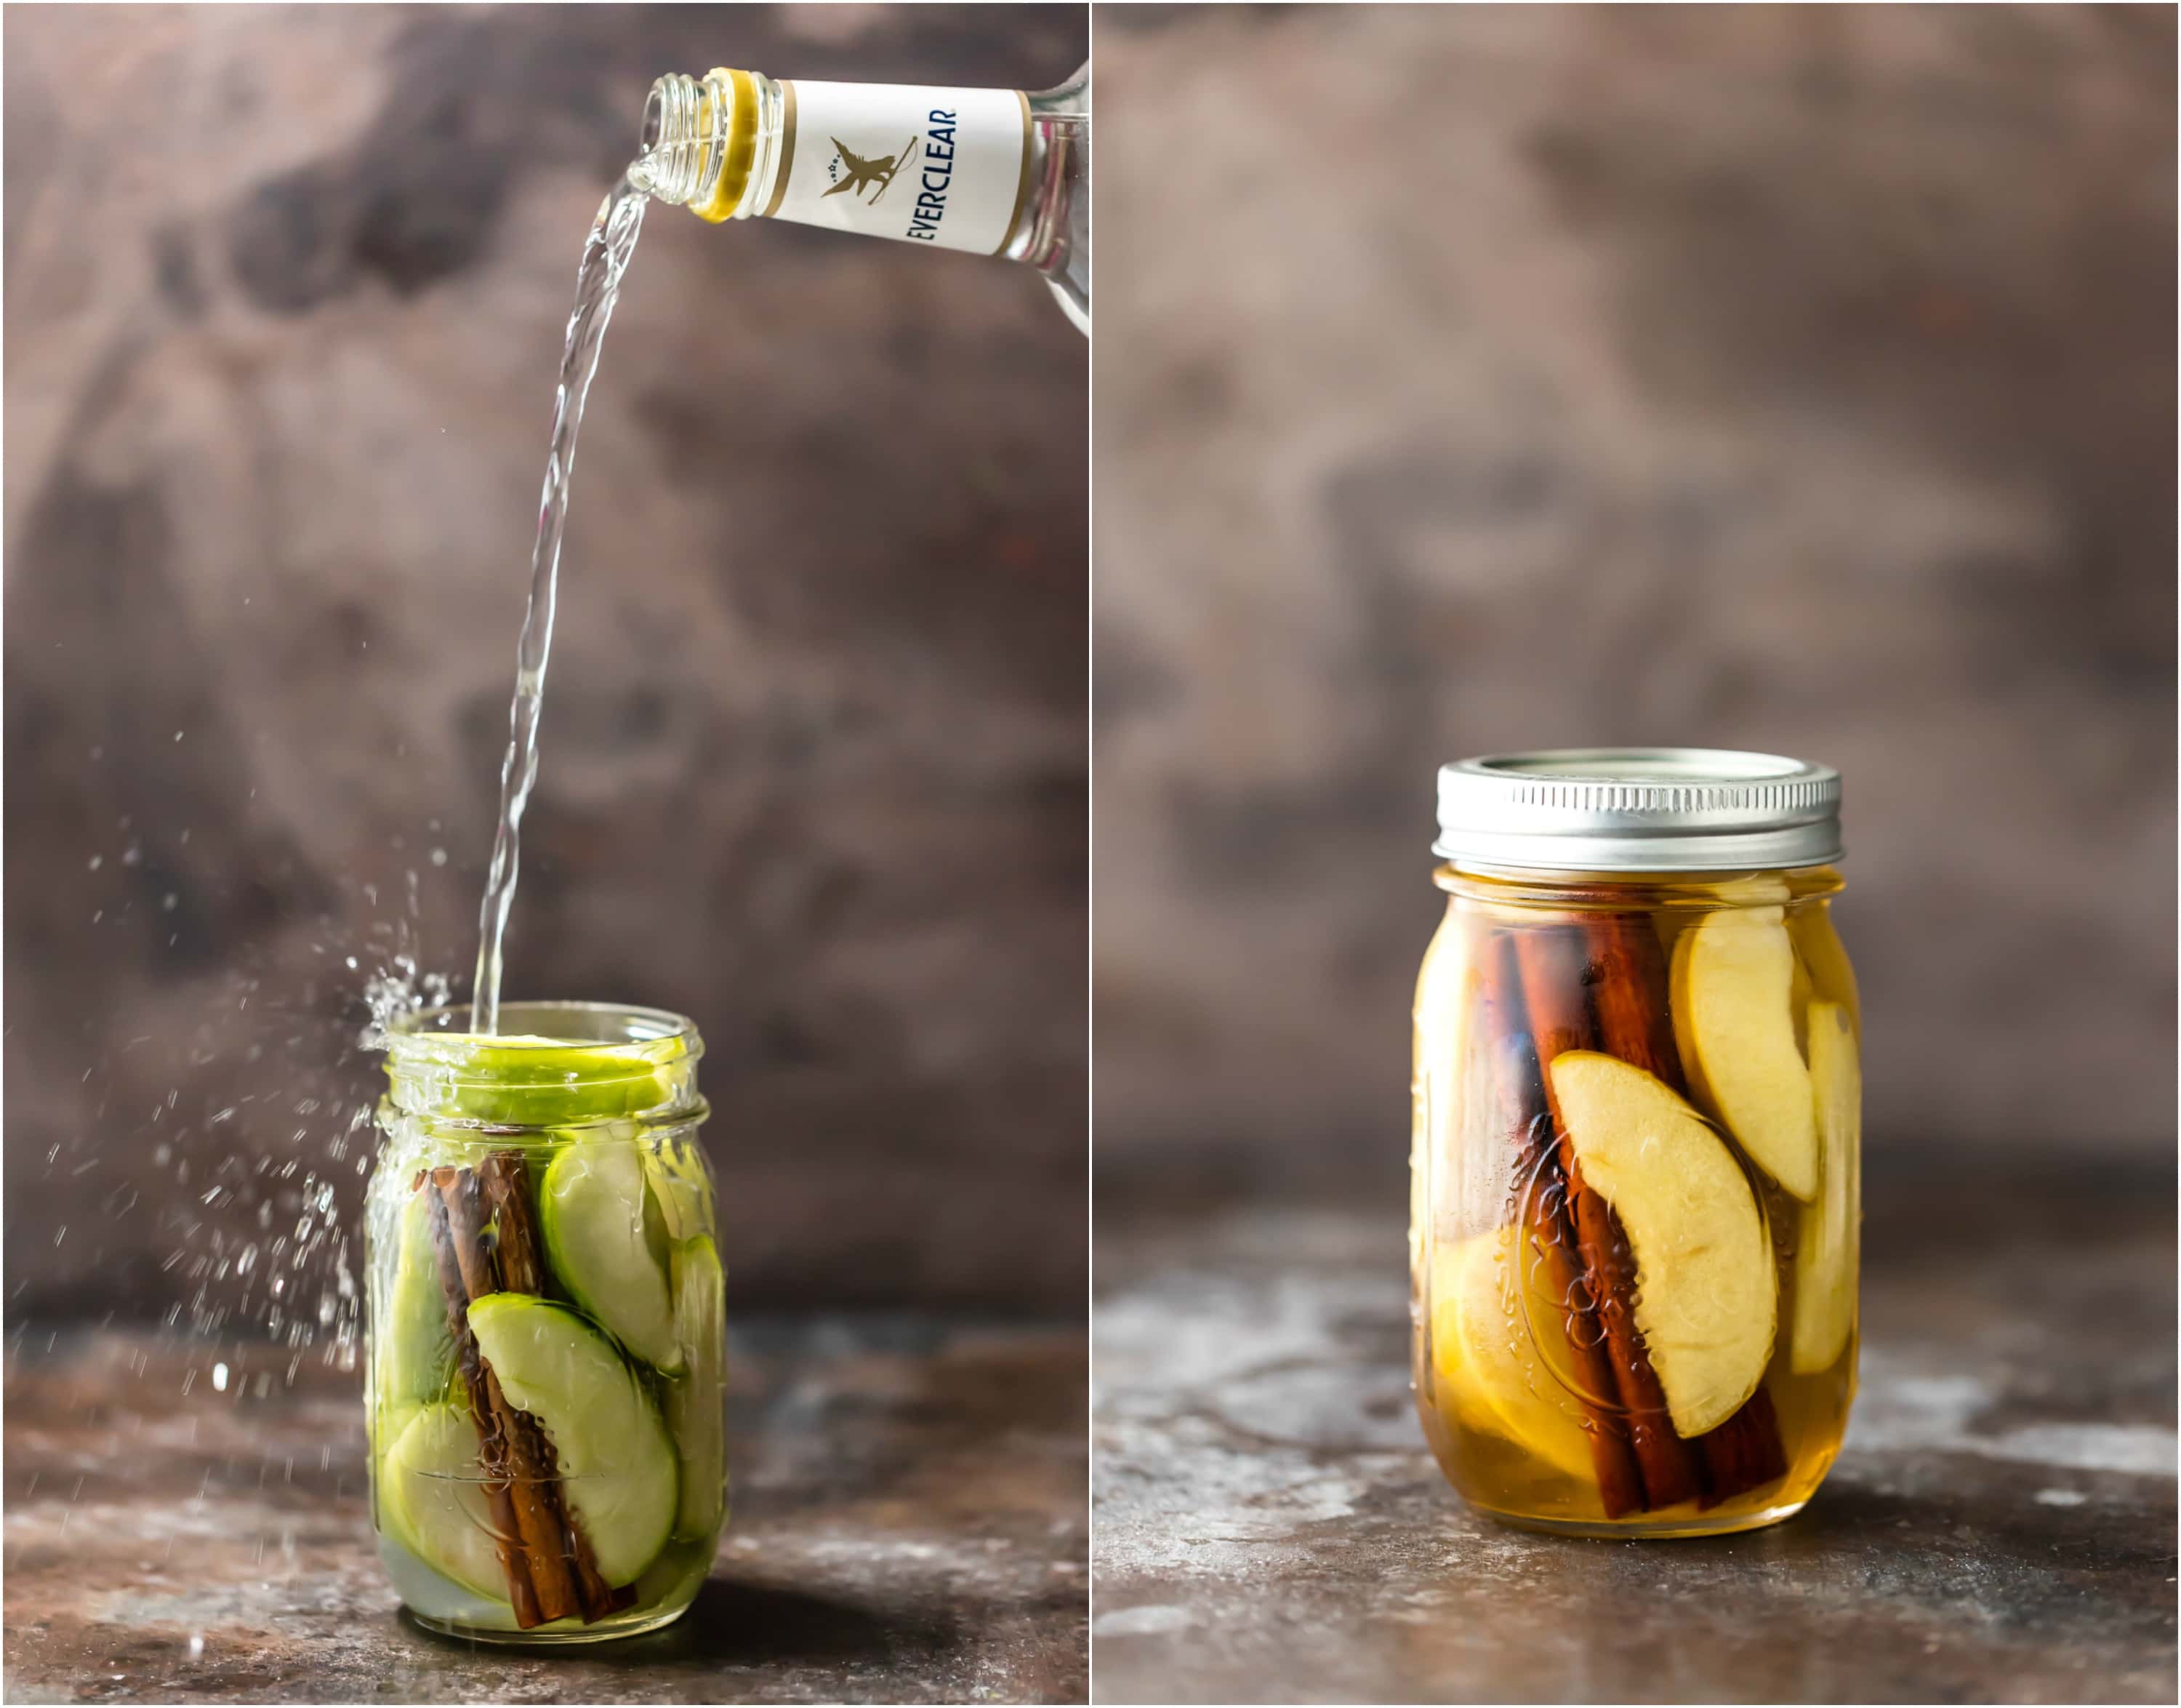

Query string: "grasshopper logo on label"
[[824, 135, 917, 206]]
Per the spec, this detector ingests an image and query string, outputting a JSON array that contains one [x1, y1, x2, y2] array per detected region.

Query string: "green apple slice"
[[539, 1139, 682, 1371], [1791, 1003, 1860, 1372], [1429, 1224, 1596, 1483], [380, 1402, 510, 1603], [379, 1187, 454, 1409], [467, 1294, 677, 1586], [429, 1035, 675, 1127], [1671, 907, 1820, 1200], [643, 1136, 715, 1243], [373, 1393, 419, 1448], [1549, 1051, 1777, 1438], [665, 1235, 728, 1538], [623, 1539, 714, 1616]]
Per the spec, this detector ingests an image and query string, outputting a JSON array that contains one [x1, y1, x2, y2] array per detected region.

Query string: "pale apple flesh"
[[1671, 907, 1819, 1200], [1430, 1223, 1599, 1483], [1791, 1002, 1860, 1373], [1791, 909, 1862, 1031], [1547, 1051, 1777, 1439], [1695, 873, 1794, 907], [1410, 907, 1472, 1278]]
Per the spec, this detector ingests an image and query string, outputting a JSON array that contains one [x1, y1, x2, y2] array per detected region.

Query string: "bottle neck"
[[630, 68, 776, 222]]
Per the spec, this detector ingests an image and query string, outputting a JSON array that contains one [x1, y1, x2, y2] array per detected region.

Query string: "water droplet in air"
[[212, 1363, 229, 1392], [430, 848, 448, 867], [87, 855, 102, 871]]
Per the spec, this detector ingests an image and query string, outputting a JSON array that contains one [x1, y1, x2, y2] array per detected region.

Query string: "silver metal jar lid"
[[1434, 747, 1842, 873]]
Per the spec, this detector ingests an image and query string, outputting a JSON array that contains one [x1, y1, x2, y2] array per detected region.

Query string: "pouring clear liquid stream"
[[470, 181, 646, 1035]]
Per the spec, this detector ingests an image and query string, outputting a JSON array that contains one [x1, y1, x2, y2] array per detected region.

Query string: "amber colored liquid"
[[1409, 865, 1859, 1537]]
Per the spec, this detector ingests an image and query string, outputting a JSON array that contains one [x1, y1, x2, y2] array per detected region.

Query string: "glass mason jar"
[[366, 1002, 725, 1642], [1411, 750, 1859, 1539]]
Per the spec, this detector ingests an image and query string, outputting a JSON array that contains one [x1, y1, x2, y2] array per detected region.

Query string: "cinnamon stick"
[[1583, 914, 1682, 1086], [473, 1150, 633, 1617], [1693, 1386, 1788, 1508], [1475, 928, 1644, 1519], [1513, 924, 1706, 1512], [424, 1157, 635, 1624], [431, 1167, 585, 1626], [477, 1150, 547, 1296], [1582, 914, 1788, 1507], [421, 1179, 544, 1628]]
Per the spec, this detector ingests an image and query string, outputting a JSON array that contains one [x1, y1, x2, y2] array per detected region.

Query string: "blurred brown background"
[[1094, 4, 2175, 1199], [5, 3, 1088, 1323]]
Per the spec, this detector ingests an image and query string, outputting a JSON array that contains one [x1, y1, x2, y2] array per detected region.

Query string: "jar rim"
[[380, 1002, 704, 1125], [387, 1000, 699, 1058]]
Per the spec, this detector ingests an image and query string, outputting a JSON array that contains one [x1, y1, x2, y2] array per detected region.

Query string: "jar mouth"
[[382, 1002, 703, 1127], [390, 1000, 698, 1053]]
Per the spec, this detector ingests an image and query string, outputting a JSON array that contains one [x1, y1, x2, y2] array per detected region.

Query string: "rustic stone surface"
[[1093, 4, 2177, 1176], [3, 1317, 1088, 1704], [3, 5, 1088, 1318], [1091, 1150, 2177, 1704]]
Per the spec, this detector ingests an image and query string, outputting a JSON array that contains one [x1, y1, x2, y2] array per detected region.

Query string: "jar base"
[[1466, 1496, 1810, 1540], [407, 1600, 693, 1646]]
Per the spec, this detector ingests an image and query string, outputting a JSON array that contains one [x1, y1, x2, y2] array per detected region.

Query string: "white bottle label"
[[766, 81, 1032, 256]]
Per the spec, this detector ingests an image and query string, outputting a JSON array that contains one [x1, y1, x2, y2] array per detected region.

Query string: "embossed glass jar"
[[366, 1002, 725, 1641], [1410, 750, 1859, 1537]]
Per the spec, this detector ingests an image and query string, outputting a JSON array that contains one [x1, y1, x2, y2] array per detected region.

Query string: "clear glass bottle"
[[366, 1002, 724, 1643], [628, 63, 1089, 332], [1412, 750, 1859, 1538]]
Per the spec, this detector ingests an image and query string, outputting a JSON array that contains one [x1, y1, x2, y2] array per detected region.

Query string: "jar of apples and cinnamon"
[[1410, 749, 1858, 1538], [366, 1003, 726, 1640]]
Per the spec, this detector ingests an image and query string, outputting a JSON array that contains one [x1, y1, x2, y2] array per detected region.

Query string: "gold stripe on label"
[[994, 89, 1035, 257], [762, 79, 800, 220]]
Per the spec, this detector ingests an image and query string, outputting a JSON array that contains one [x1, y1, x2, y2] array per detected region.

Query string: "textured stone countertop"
[[1093, 1149, 2177, 1704], [4, 1318, 1087, 1703]]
